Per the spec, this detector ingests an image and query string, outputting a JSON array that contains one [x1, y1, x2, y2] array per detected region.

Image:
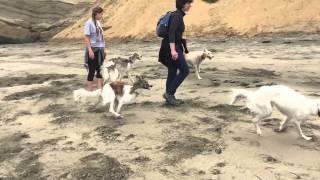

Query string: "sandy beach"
[[1, 34, 320, 179]]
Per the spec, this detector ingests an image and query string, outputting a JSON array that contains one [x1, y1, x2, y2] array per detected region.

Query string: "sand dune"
[[54, 0, 320, 41]]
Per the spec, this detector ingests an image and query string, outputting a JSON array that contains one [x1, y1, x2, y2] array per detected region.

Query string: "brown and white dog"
[[185, 49, 214, 80], [101, 75, 152, 117]]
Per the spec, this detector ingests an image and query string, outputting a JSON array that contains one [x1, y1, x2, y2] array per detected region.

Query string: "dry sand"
[[54, 0, 320, 41], [1, 34, 320, 179]]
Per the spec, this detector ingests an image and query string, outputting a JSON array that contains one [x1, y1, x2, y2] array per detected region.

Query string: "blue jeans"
[[166, 48, 190, 95]]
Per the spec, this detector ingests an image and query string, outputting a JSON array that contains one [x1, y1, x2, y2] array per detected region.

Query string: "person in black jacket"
[[159, 0, 193, 106]]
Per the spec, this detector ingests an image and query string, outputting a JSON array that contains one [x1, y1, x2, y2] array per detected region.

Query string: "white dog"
[[185, 48, 214, 80], [230, 85, 320, 140], [73, 88, 102, 103], [101, 75, 152, 117]]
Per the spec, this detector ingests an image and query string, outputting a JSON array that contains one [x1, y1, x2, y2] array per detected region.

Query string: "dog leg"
[[109, 100, 121, 117], [116, 101, 124, 114], [118, 72, 123, 81], [128, 72, 135, 84], [279, 117, 291, 131], [80, 96, 86, 103], [195, 64, 202, 80], [198, 64, 201, 73], [252, 116, 263, 136], [294, 120, 312, 141]]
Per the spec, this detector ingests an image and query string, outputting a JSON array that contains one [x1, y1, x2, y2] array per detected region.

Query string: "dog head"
[[129, 53, 142, 63], [133, 75, 152, 90], [201, 48, 214, 60]]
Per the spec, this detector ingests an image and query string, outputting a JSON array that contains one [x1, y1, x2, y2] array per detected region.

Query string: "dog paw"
[[115, 114, 124, 119], [198, 77, 203, 80], [113, 113, 120, 117], [303, 136, 312, 141], [274, 127, 286, 133], [257, 130, 263, 136]]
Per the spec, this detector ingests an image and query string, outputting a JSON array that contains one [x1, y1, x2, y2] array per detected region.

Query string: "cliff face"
[[53, 0, 320, 41], [0, 0, 95, 43]]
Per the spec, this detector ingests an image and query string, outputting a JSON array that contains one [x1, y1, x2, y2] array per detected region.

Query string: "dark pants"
[[166, 47, 189, 95], [87, 51, 103, 81]]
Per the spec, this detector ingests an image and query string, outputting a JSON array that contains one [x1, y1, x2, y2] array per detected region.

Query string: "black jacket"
[[159, 9, 187, 67]]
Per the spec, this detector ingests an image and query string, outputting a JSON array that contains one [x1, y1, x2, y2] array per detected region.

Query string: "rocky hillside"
[[54, 0, 320, 41], [0, 0, 95, 43], [1, 0, 320, 43]]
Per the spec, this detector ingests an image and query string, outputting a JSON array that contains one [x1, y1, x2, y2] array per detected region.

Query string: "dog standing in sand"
[[230, 85, 320, 140], [110, 53, 142, 83], [185, 48, 214, 80]]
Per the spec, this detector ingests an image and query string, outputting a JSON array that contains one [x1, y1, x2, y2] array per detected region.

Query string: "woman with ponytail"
[[84, 6, 105, 91]]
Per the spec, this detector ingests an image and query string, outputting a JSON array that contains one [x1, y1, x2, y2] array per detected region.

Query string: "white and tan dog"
[[185, 48, 214, 80], [230, 85, 320, 140]]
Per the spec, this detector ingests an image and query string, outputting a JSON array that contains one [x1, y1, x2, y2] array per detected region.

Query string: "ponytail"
[[92, 7, 104, 36]]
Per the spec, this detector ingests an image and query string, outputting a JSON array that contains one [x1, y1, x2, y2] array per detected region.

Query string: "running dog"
[[101, 75, 152, 117], [230, 85, 320, 140]]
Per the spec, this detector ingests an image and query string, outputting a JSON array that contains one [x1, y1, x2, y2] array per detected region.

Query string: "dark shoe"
[[173, 96, 184, 104], [163, 93, 180, 106], [163, 93, 169, 102]]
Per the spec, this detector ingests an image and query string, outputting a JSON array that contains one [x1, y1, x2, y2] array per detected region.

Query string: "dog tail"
[[230, 89, 252, 105], [73, 90, 81, 102]]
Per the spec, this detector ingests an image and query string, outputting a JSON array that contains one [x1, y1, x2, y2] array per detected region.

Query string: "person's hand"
[[89, 49, 95, 60], [171, 50, 178, 61]]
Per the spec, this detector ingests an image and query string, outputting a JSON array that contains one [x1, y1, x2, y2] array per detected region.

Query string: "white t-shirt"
[[84, 19, 105, 48]]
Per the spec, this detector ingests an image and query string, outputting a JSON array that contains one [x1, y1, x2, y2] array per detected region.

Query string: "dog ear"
[[132, 52, 138, 57], [201, 53, 206, 59], [135, 75, 142, 80]]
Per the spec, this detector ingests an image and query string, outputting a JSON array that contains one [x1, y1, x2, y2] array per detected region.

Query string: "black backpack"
[[156, 11, 172, 38]]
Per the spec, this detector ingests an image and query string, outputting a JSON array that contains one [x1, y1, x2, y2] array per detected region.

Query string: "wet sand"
[[1, 34, 320, 179]]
